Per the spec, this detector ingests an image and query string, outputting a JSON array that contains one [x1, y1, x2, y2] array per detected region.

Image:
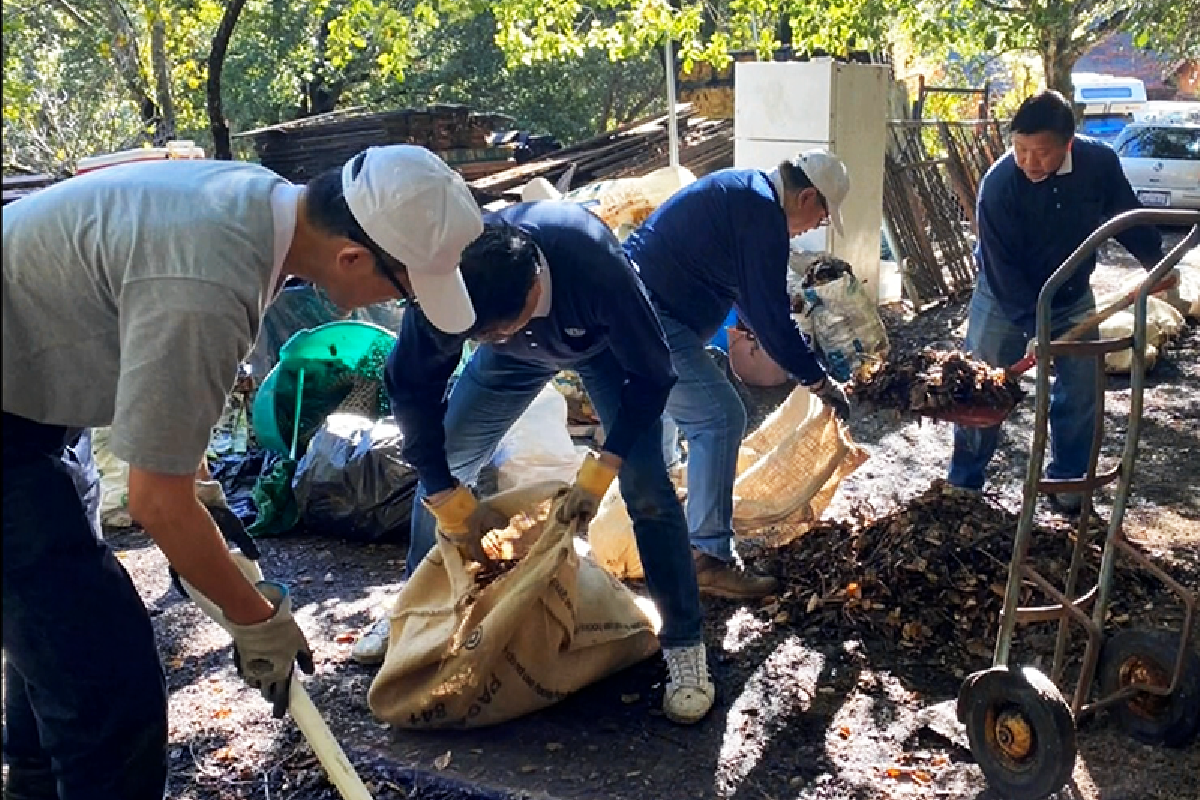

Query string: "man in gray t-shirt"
[[1, 144, 485, 800]]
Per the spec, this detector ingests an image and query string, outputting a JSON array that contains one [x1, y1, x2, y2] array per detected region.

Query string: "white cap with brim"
[[793, 149, 850, 237], [342, 145, 484, 334]]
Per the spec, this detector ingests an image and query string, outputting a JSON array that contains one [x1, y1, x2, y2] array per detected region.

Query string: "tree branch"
[[45, 0, 89, 27], [978, 0, 1024, 15]]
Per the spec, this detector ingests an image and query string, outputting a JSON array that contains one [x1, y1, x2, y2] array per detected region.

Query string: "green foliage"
[[3, 0, 1192, 175]]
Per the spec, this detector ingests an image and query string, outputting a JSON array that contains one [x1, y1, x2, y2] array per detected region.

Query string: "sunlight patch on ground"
[[715, 636, 824, 798], [721, 606, 769, 653]]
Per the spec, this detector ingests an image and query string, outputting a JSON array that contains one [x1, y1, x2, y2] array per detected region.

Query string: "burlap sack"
[[367, 482, 660, 729], [588, 386, 869, 579], [1111, 265, 1200, 321]]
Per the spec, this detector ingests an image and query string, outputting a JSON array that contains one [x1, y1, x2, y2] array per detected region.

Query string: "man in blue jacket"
[[949, 90, 1164, 511], [624, 150, 852, 600], [384, 201, 714, 725]]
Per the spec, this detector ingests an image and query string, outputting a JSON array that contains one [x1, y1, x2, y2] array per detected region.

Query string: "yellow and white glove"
[[557, 452, 619, 525], [424, 485, 509, 564]]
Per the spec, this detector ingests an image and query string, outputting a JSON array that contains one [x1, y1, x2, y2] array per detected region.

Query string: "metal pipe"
[[664, 40, 680, 168]]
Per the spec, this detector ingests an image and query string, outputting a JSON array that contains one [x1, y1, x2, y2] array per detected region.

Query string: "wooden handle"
[[182, 554, 375, 800], [1008, 273, 1178, 377]]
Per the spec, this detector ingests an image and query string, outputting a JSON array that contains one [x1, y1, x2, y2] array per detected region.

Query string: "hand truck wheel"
[[957, 666, 1076, 800], [1098, 628, 1200, 748]]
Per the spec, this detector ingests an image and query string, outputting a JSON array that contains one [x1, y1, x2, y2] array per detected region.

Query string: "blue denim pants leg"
[[948, 282, 1099, 490], [405, 348, 556, 576], [657, 310, 747, 562], [574, 349, 703, 649], [2, 415, 168, 800], [1045, 293, 1100, 481]]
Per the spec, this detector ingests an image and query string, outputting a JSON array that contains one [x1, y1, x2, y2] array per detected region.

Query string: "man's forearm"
[[140, 498, 273, 625]]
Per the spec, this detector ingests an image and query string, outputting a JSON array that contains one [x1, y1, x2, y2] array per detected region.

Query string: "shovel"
[[927, 273, 1179, 428], [179, 553, 374, 800]]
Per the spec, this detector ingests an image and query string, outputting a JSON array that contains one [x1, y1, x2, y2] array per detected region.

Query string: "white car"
[[1112, 123, 1200, 211]]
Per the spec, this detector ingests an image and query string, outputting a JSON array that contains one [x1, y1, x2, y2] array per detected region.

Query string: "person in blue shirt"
[[948, 90, 1164, 512], [624, 150, 853, 600], [383, 201, 714, 725]]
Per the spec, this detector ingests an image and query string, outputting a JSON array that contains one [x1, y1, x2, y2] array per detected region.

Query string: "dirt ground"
[[105, 235, 1198, 800]]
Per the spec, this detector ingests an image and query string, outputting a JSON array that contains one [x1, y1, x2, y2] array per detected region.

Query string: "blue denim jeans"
[[948, 278, 1099, 491], [2, 413, 168, 800], [657, 310, 748, 563], [405, 346, 703, 649]]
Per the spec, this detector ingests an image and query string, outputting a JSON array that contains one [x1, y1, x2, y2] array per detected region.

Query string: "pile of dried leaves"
[[764, 482, 1161, 668], [472, 499, 555, 589], [850, 349, 1024, 416]]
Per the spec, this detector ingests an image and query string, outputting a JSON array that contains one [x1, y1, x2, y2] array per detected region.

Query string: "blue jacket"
[[386, 202, 676, 495], [624, 168, 826, 385], [976, 135, 1164, 330]]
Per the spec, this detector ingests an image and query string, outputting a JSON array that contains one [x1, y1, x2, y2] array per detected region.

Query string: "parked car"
[[1112, 123, 1200, 211]]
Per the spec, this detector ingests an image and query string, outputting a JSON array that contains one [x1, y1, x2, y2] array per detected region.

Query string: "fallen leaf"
[[846, 582, 861, 599], [212, 707, 232, 719], [335, 633, 356, 644], [433, 751, 451, 770], [838, 726, 851, 739], [807, 593, 822, 613]]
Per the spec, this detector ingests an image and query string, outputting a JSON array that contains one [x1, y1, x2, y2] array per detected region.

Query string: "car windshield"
[[1113, 126, 1200, 160]]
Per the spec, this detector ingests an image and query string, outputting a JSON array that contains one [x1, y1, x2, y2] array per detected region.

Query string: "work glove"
[[557, 452, 619, 526], [225, 581, 315, 719], [808, 376, 851, 422], [425, 485, 509, 565]]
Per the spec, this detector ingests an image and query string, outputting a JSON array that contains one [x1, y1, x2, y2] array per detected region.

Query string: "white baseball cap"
[[343, 145, 484, 334], [793, 149, 850, 236]]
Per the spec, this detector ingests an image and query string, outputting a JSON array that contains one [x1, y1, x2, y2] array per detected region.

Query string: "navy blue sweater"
[[976, 135, 1164, 330], [624, 168, 826, 386], [386, 202, 677, 495]]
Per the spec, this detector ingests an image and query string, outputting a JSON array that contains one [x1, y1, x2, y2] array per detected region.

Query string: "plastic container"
[[76, 140, 205, 174], [253, 321, 398, 455]]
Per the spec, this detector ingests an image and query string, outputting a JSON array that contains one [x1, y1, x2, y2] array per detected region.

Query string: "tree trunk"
[[150, 14, 176, 144], [298, 12, 343, 117], [100, 0, 164, 142], [207, 0, 249, 160], [1041, 40, 1076, 103]]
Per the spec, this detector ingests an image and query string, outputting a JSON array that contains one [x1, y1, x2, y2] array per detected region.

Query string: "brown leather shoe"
[[693, 552, 779, 600]]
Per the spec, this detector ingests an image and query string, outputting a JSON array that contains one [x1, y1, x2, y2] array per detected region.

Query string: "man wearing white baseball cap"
[[341, 145, 482, 333], [623, 148, 852, 601], [2, 143, 481, 798]]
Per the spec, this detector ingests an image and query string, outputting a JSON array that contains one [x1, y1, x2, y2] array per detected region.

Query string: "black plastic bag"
[[210, 449, 284, 526], [292, 414, 417, 543]]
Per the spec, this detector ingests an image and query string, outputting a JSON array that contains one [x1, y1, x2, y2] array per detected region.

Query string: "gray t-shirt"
[[3, 159, 284, 474]]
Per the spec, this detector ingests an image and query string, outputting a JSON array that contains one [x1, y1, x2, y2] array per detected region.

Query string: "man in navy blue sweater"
[[381, 201, 714, 725], [624, 150, 852, 599], [948, 90, 1164, 511]]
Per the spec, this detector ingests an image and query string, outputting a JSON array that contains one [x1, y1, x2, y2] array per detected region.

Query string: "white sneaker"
[[662, 644, 715, 724], [350, 617, 391, 665]]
